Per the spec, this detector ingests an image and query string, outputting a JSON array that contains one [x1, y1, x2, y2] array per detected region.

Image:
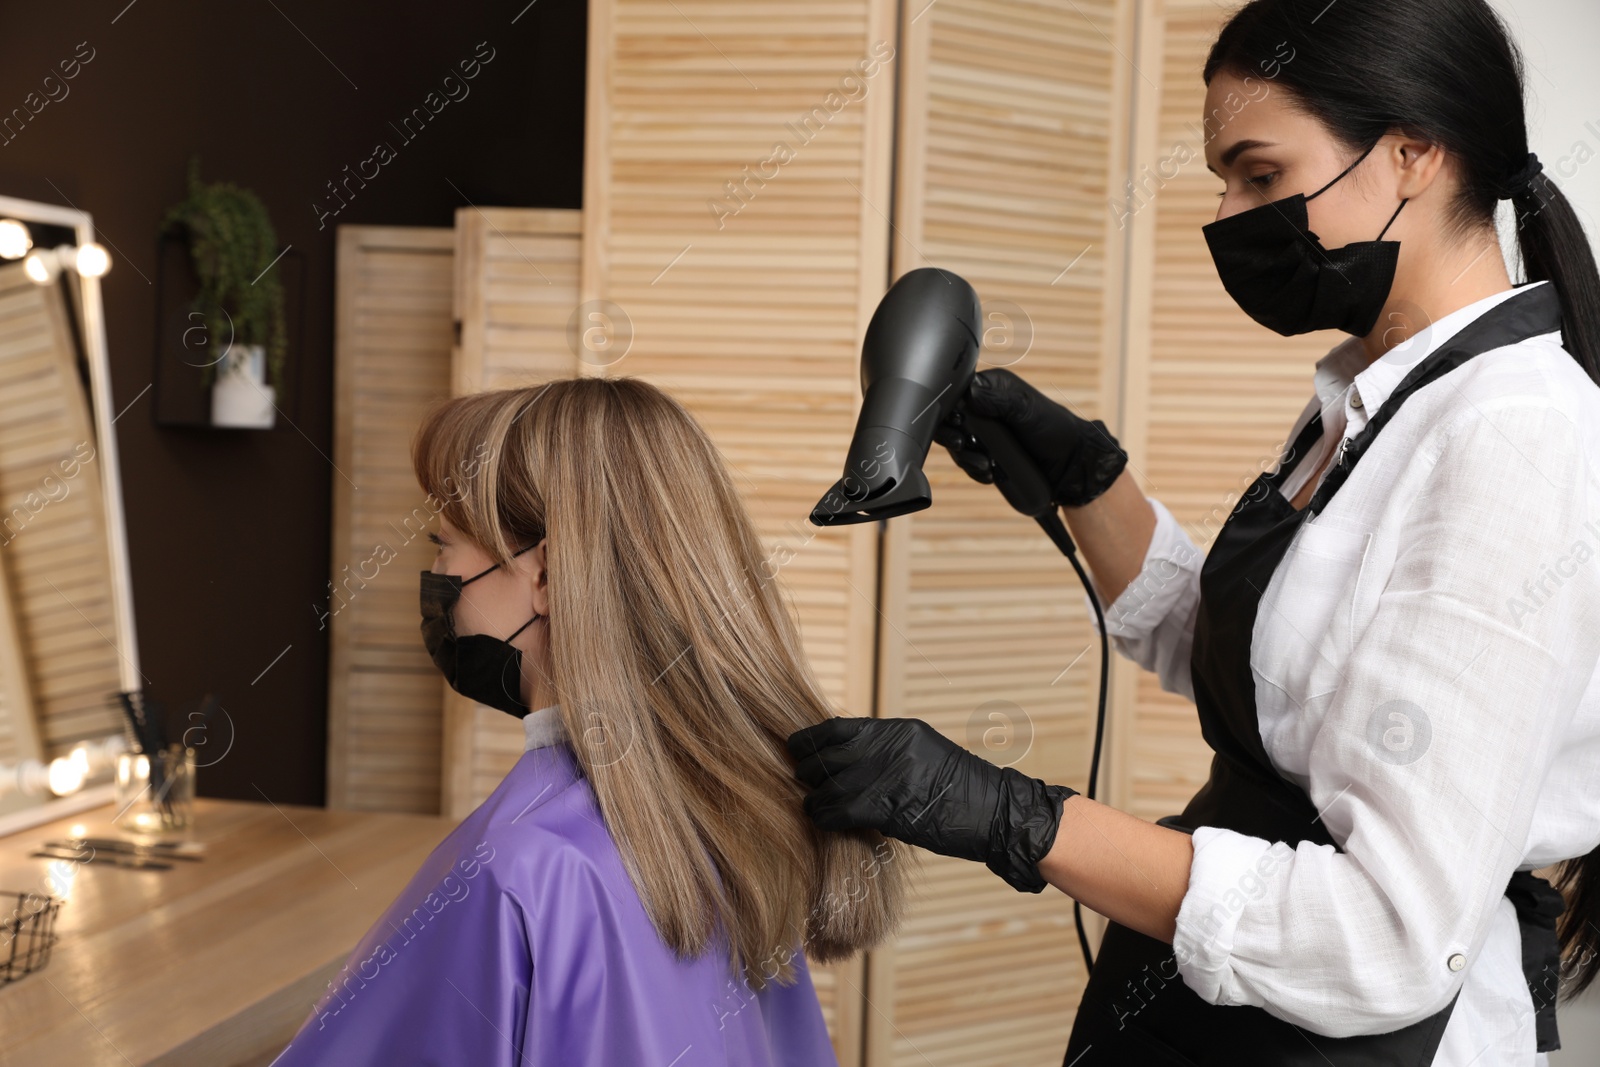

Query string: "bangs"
[[410, 390, 528, 562]]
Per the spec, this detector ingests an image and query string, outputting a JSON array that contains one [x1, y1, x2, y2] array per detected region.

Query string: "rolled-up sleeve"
[[1171, 402, 1600, 1036], [1084, 496, 1205, 702]]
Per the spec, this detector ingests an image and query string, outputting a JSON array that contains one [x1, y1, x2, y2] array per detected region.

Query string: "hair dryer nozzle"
[[811, 268, 982, 526], [810, 382, 935, 525]]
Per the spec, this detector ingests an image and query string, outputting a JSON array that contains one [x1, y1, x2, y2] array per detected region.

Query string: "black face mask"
[[1203, 140, 1409, 337], [419, 544, 539, 719]]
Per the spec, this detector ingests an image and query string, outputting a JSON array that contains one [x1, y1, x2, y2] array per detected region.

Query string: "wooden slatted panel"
[[0, 261, 122, 760], [443, 207, 583, 817], [0, 534, 39, 772], [1118, 0, 1346, 824], [453, 207, 585, 393], [582, 0, 894, 765], [443, 702, 539, 817], [582, 1, 898, 1060], [327, 226, 456, 813], [873, 1, 1131, 1062]]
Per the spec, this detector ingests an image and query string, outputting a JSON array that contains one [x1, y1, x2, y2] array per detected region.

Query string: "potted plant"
[[161, 157, 287, 428]]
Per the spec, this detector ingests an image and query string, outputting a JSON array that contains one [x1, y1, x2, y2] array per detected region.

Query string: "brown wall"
[[0, 0, 586, 805]]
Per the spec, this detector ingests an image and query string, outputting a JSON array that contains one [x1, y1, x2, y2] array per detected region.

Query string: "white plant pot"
[[210, 343, 276, 429]]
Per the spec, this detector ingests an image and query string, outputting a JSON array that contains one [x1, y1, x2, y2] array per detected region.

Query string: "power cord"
[[1035, 509, 1109, 976]]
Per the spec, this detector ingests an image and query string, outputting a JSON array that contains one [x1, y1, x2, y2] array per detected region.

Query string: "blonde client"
[[271, 377, 910, 1066]]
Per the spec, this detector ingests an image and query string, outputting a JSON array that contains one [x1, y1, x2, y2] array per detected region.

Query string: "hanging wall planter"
[[160, 157, 288, 430]]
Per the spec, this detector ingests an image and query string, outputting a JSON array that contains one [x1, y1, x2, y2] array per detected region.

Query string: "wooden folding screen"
[[327, 227, 456, 813], [329, 213, 583, 817], [581, 1, 899, 1060], [868, 1, 1133, 1061], [0, 261, 122, 760], [1112, 0, 1346, 825], [441, 207, 583, 819]]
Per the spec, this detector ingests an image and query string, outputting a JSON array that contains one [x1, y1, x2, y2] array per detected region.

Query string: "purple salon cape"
[[269, 704, 839, 1067]]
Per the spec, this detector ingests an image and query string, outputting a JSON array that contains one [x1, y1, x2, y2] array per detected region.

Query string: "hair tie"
[[1499, 152, 1543, 200]]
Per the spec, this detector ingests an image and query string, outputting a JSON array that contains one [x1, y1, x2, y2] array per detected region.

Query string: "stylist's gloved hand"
[[786, 716, 1078, 894], [933, 367, 1127, 508]]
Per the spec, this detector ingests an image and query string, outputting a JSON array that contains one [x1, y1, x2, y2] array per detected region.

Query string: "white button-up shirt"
[[1093, 280, 1600, 1065]]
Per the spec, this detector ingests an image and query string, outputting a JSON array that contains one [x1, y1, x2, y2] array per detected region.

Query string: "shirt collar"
[[523, 702, 567, 751], [1312, 280, 1552, 430]]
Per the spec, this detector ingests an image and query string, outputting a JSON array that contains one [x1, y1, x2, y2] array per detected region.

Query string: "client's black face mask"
[[420, 543, 539, 719], [1202, 140, 1408, 337]]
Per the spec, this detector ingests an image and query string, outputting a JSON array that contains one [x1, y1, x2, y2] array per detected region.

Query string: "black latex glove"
[[932, 367, 1128, 508], [786, 716, 1078, 894]]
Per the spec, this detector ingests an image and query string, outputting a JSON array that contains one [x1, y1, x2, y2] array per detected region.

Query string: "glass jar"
[[113, 743, 197, 836]]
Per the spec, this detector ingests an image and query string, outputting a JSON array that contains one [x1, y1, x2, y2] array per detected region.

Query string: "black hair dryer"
[[808, 265, 1106, 976], [809, 267, 1056, 527]]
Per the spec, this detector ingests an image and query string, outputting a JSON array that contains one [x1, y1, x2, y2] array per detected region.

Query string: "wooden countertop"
[[0, 796, 457, 1067]]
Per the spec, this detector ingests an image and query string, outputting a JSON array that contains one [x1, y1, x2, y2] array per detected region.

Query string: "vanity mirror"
[[0, 194, 138, 824]]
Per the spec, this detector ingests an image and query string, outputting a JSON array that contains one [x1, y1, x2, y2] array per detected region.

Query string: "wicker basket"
[[1, 891, 62, 983]]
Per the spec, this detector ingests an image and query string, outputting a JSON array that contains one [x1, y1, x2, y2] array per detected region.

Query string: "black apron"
[[1063, 282, 1568, 1066]]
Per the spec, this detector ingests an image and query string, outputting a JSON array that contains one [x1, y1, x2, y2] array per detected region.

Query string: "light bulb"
[[0, 219, 31, 260], [47, 755, 86, 796], [23, 251, 56, 284], [75, 242, 110, 278]]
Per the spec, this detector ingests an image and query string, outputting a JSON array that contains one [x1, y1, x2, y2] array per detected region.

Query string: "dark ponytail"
[[1205, 0, 1600, 997], [1514, 171, 1600, 385]]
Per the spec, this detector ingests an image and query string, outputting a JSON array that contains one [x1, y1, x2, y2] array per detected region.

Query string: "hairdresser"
[[788, 0, 1600, 1061]]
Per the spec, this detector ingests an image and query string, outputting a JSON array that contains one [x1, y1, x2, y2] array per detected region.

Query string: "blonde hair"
[[411, 376, 912, 986]]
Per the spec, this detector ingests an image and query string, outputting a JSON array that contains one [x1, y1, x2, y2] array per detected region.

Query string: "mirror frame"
[[0, 194, 140, 828]]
